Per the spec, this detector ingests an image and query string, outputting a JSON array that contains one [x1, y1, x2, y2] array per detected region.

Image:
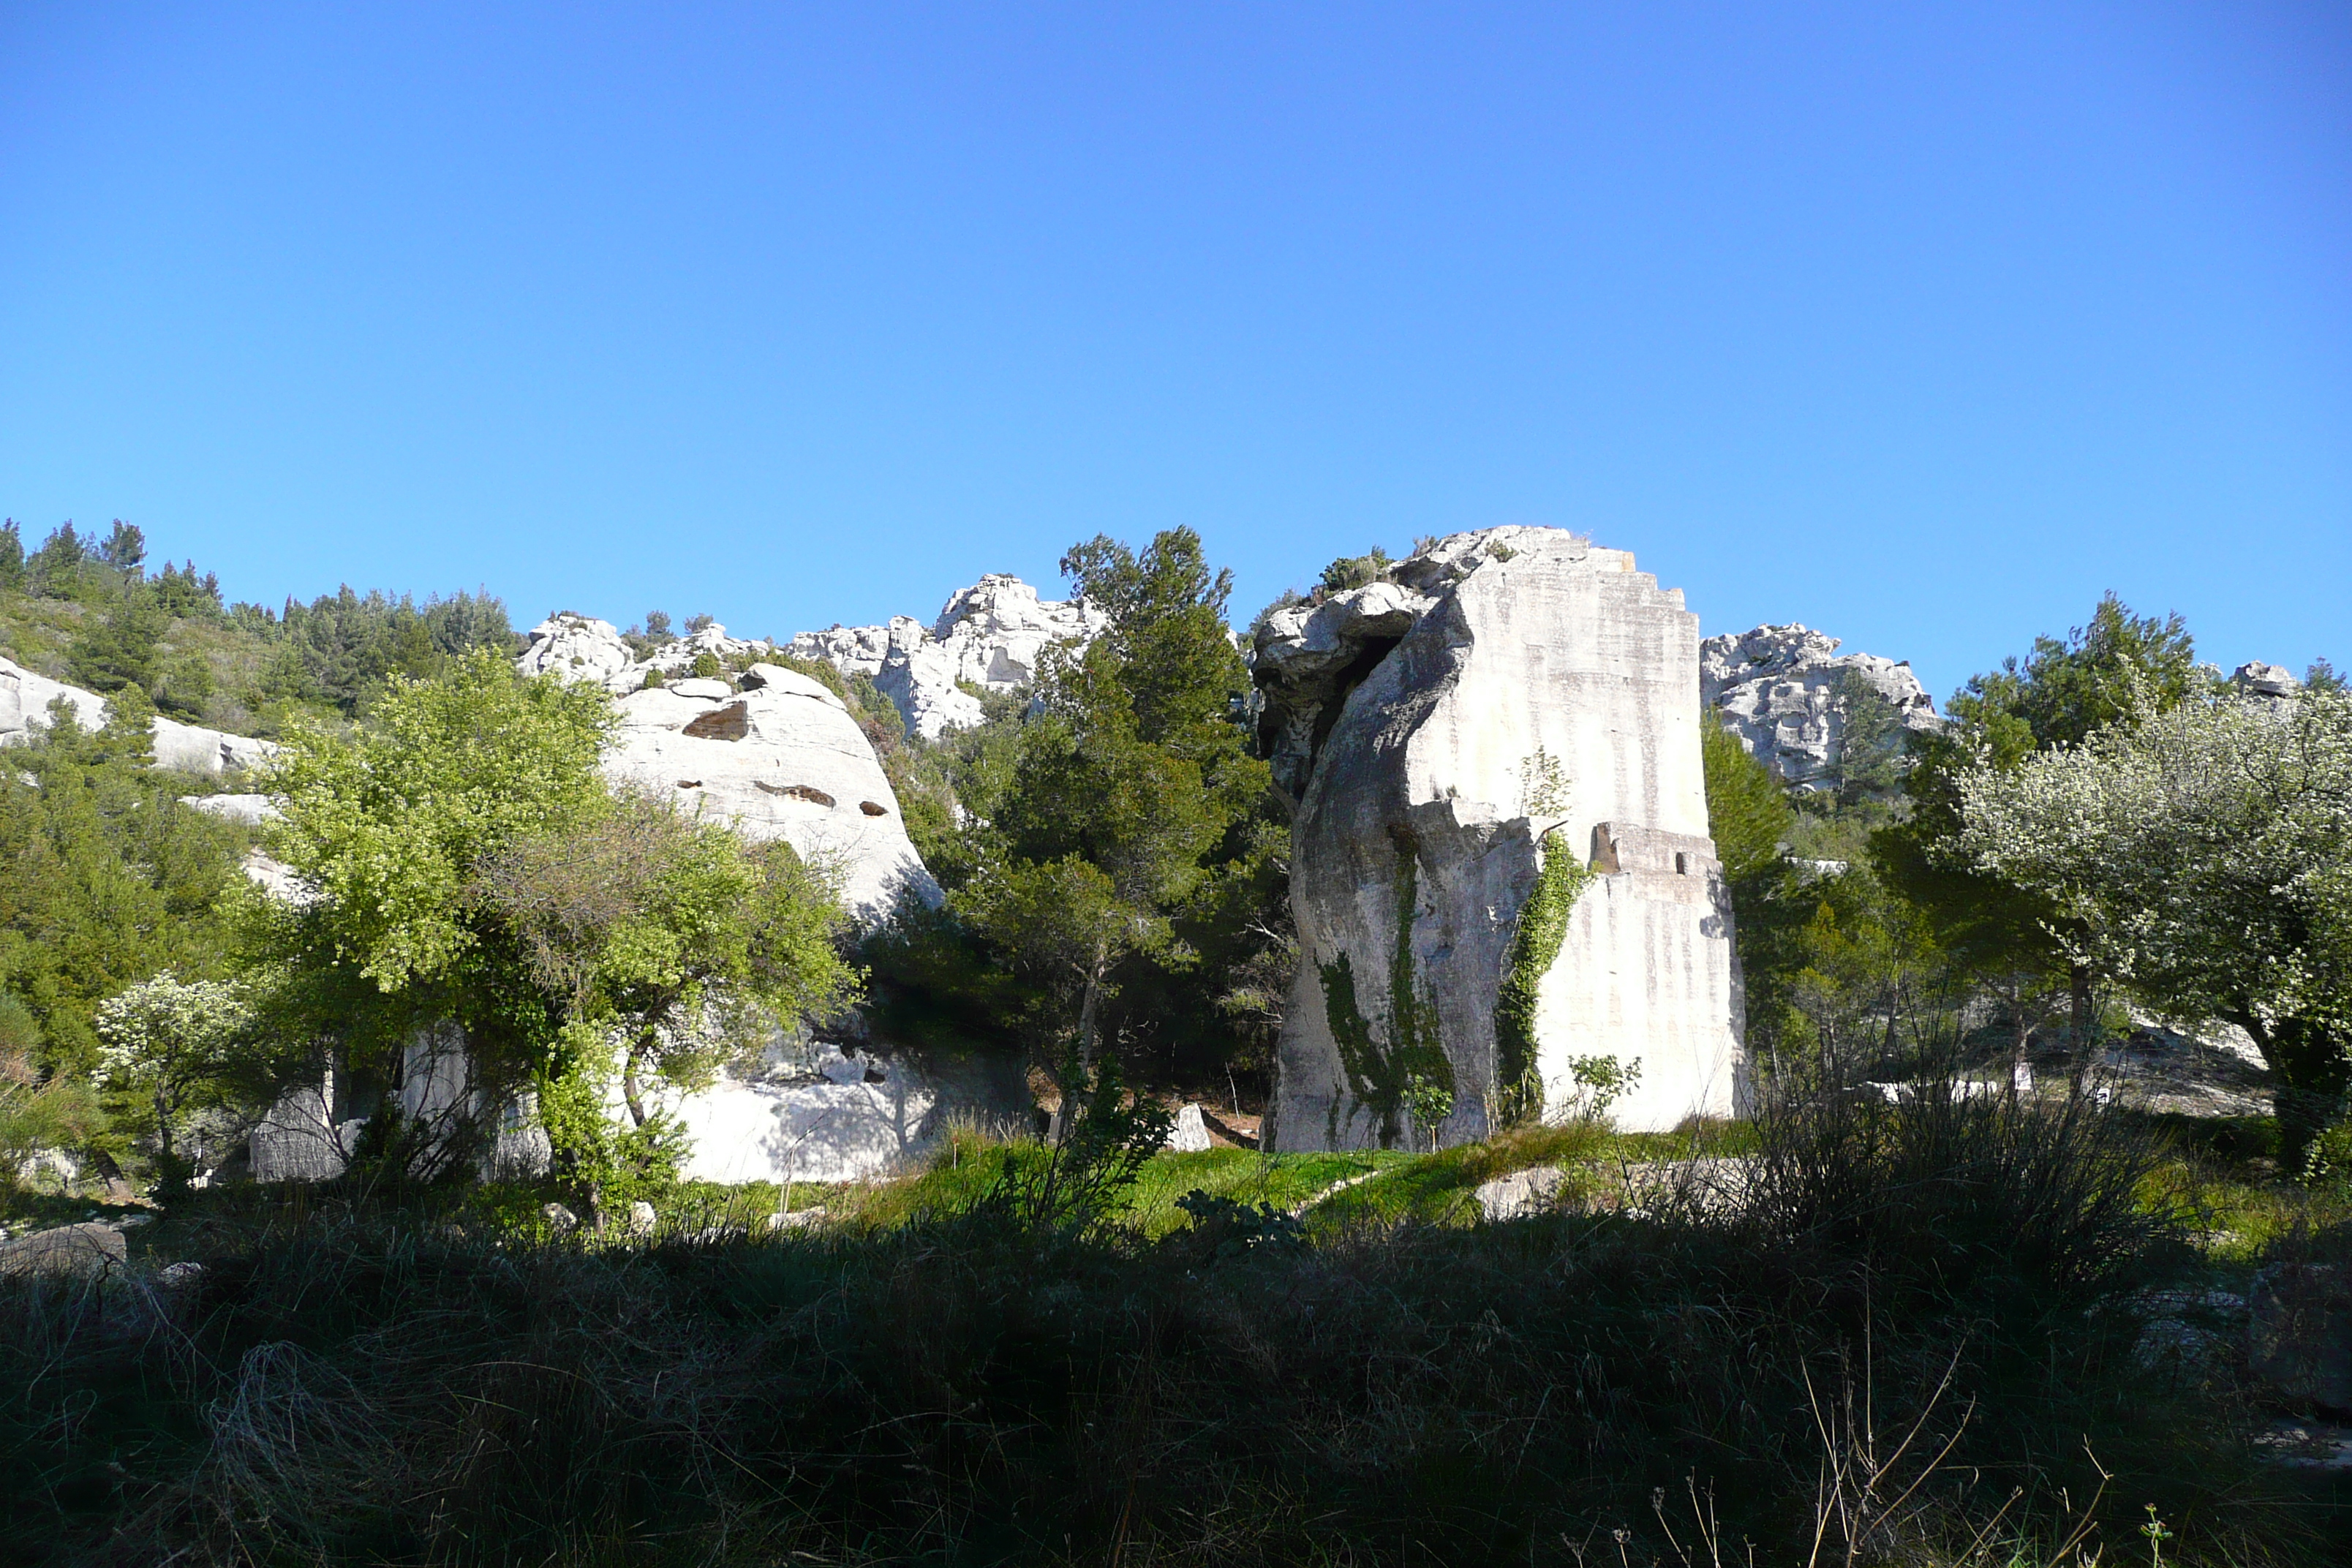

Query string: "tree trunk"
[[1077, 945, 1106, 1075], [2070, 963, 2093, 1055], [622, 1043, 649, 1129]]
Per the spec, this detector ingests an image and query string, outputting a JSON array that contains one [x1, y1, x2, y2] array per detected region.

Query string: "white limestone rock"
[[0, 655, 272, 774], [1166, 1103, 1213, 1153], [603, 676, 940, 922], [517, 614, 785, 698], [1255, 527, 1744, 1147], [788, 573, 1105, 739], [1699, 625, 1941, 793], [2233, 660, 2303, 701], [516, 612, 642, 691]]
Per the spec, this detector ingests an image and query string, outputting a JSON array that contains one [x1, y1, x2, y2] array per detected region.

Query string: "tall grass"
[[0, 1090, 2337, 1566]]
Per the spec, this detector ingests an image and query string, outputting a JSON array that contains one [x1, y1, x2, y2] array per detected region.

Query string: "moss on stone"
[[1492, 829, 1592, 1128]]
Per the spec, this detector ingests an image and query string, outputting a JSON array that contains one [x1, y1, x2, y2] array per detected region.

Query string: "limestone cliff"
[[788, 573, 1104, 739], [1699, 625, 1940, 792], [1254, 527, 1743, 1147]]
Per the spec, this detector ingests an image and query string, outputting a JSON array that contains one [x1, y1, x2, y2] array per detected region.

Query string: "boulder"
[[788, 573, 1105, 739], [2233, 661, 2303, 701], [2250, 1264, 2352, 1413], [1, 655, 271, 774], [1254, 527, 1744, 1148], [1166, 1104, 1213, 1153], [0, 1221, 127, 1279], [1476, 1164, 1570, 1221], [1699, 625, 1941, 793], [604, 676, 940, 921]]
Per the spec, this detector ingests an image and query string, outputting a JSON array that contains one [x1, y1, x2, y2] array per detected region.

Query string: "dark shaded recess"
[[859, 800, 887, 817], [682, 702, 750, 741], [1306, 636, 1403, 772]]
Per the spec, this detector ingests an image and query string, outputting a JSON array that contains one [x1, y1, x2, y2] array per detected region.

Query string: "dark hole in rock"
[[859, 800, 888, 816], [676, 780, 702, 790], [682, 701, 750, 741], [755, 781, 835, 807], [1308, 635, 1404, 765]]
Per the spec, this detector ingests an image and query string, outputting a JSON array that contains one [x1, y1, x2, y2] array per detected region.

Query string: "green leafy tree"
[[1957, 687, 2352, 1160], [0, 698, 248, 1085], [94, 971, 252, 1191], [0, 520, 23, 592], [879, 527, 1286, 1112], [255, 653, 853, 1199], [1876, 595, 2200, 1051], [473, 791, 857, 1133]]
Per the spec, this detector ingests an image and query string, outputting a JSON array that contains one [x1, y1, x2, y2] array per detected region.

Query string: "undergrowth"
[[1, 1093, 2342, 1566]]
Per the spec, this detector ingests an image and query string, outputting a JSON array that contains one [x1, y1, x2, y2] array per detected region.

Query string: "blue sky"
[[1, 2, 2345, 702]]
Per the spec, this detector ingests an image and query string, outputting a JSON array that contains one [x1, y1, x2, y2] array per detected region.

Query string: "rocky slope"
[[0, 654, 271, 774], [788, 573, 1104, 739], [1699, 625, 1941, 791]]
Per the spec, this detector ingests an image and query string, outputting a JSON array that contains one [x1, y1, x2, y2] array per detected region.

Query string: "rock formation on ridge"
[[788, 573, 1104, 739], [1699, 625, 1941, 792], [1254, 527, 1743, 1147]]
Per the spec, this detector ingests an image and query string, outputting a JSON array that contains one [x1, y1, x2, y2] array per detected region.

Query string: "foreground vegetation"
[[7, 1090, 2351, 1567]]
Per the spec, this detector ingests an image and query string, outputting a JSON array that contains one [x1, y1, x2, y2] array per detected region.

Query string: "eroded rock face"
[[1256, 527, 1743, 1147], [512, 622, 941, 923], [788, 573, 1104, 739], [0, 655, 273, 774], [603, 669, 941, 922], [2234, 661, 2304, 702], [1699, 625, 1940, 792]]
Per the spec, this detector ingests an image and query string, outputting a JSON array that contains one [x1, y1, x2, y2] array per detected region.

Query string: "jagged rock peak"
[[787, 573, 1105, 741], [1700, 624, 1941, 794]]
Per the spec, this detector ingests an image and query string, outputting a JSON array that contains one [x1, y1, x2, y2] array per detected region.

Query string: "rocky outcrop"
[[603, 665, 939, 921], [788, 573, 1104, 739], [1254, 527, 1743, 1147], [1699, 626, 1940, 792], [2233, 661, 2304, 704], [0, 655, 272, 774], [513, 619, 941, 922], [516, 614, 776, 696]]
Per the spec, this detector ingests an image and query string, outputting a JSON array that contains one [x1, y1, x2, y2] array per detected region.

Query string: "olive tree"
[[1955, 687, 2352, 1157]]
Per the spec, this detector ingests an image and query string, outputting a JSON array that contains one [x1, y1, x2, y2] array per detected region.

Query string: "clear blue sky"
[[3, 3, 2345, 702]]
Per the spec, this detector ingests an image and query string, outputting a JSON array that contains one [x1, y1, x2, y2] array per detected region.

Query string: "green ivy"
[[1492, 829, 1593, 1128]]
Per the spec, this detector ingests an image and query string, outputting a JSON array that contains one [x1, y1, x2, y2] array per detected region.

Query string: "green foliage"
[[0, 701, 249, 1085], [1958, 687, 2352, 1159], [65, 589, 168, 694], [1316, 544, 1392, 595], [1558, 1052, 1640, 1120], [255, 654, 856, 1201], [0, 521, 22, 592], [690, 649, 723, 679], [1700, 719, 1792, 885], [93, 970, 253, 1190], [880, 527, 1285, 1104], [1492, 828, 1591, 1127]]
